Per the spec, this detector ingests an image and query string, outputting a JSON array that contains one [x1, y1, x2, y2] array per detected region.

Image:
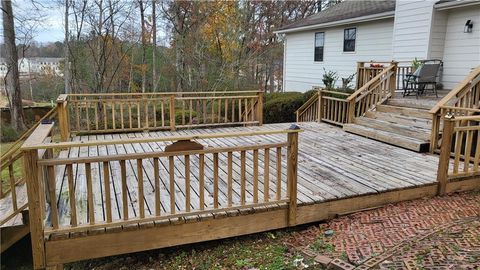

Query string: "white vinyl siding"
[[392, 1, 435, 61], [284, 19, 394, 92], [441, 6, 480, 89]]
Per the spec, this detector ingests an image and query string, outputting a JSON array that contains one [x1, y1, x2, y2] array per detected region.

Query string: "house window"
[[343, 28, 356, 52], [314, 32, 325, 62]]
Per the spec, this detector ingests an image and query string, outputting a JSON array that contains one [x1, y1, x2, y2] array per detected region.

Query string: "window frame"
[[343, 27, 356, 52], [314, 32, 325, 62]]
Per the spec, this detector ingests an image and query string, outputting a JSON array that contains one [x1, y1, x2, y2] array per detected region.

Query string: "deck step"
[[364, 111, 432, 129], [356, 117, 430, 141], [343, 123, 430, 152], [376, 104, 432, 120], [386, 98, 437, 110]]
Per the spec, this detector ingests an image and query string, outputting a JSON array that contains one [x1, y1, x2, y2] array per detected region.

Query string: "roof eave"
[[274, 11, 395, 34], [434, 1, 480, 10]]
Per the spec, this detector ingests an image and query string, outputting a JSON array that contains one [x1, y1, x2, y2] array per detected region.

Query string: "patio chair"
[[403, 60, 442, 98]]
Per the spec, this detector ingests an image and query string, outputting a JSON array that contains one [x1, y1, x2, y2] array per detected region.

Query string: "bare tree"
[[152, 0, 157, 91], [1, 0, 27, 132], [64, 0, 70, 93]]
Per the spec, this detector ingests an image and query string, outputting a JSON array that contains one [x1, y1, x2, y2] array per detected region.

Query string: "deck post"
[[56, 94, 70, 141], [24, 149, 46, 269], [389, 61, 398, 97], [317, 90, 323, 123], [430, 113, 441, 153], [436, 114, 455, 196], [256, 90, 264, 125], [347, 99, 356, 123], [356, 62, 365, 90], [169, 94, 176, 131], [287, 131, 298, 226]]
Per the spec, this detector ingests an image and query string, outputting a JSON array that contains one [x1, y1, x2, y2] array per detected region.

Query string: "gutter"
[[435, 0, 480, 10], [274, 11, 395, 34]]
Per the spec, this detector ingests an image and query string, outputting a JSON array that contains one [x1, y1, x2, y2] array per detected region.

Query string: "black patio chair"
[[403, 60, 442, 98]]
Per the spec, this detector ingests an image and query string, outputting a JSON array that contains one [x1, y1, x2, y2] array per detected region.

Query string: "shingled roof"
[[277, 0, 396, 33]]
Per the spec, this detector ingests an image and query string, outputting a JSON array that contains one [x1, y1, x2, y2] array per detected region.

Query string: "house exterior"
[[275, 0, 480, 91], [0, 57, 64, 78]]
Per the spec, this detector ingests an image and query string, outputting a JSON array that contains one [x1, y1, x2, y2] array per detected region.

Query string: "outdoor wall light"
[[464, 20, 473, 33]]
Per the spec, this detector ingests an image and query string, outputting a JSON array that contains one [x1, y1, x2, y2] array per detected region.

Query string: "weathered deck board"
[[45, 122, 446, 227]]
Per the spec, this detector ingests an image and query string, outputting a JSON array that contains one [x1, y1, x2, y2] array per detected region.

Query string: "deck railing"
[[295, 88, 350, 125], [0, 106, 58, 227], [436, 114, 479, 195], [430, 66, 480, 153], [347, 62, 398, 122], [296, 62, 400, 125], [21, 124, 300, 268], [57, 91, 264, 140], [356, 61, 413, 90]]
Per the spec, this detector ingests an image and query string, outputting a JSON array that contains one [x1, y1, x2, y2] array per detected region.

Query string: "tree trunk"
[[152, 0, 158, 91], [2, 0, 27, 132], [139, 0, 147, 93], [64, 0, 70, 94]]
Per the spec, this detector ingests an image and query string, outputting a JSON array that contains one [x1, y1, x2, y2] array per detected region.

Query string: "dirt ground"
[[2, 191, 479, 270]]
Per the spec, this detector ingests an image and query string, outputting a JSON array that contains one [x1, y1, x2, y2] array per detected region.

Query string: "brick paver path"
[[284, 191, 480, 269]]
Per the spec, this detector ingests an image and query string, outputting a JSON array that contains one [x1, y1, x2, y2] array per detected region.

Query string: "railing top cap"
[[21, 128, 303, 150]]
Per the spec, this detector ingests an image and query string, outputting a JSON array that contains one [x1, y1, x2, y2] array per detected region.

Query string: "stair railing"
[[346, 62, 398, 123], [0, 106, 58, 227], [295, 88, 350, 125], [430, 66, 480, 153]]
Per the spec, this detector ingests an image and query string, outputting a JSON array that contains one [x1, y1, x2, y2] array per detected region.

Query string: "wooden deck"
[[46, 122, 445, 229]]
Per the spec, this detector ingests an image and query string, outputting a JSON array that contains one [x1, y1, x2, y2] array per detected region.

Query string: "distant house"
[[0, 57, 64, 78], [275, 0, 480, 91]]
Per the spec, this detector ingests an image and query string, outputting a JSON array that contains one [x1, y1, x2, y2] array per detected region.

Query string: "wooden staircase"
[[343, 99, 434, 152]]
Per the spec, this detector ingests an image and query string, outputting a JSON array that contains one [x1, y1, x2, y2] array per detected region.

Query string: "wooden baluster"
[[103, 102, 107, 130], [137, 159, 145, 218], [112, 102, 116, 130], [453, 129, 463, 174], [120, 160, 128, 220], [189, 99, 193, 125], [253, 149, 259, 203], [67, 164, 77, 226], [185, 155, 191, 212], [153, 101, 157, 128], [240, 151, 246, 205], [182, 100, 186, 125], [153, 158, 161, 216], [227, 152, 233, 207], [85, 163, 94, 225], [75, 101, 80, 131], [102, 162, 112, 223], [169, 95, 176, 131], [224, 98, 229, 123], [463, 130, 473, 173], [217, 99, 222, 123], [169, 156, 175, 214], [276, 147, 282, 200], [238, 99, 242, 122], [211, 99, 215, 123], [264, 148, 270, 202], [86, 102, 90, 131], [231, 98, 235, 122], [213, 153, 219, 208], [145, 100, 149, 129], [8, 164, 17, 211], [161, 100, 165, 127], [203, 99, 207, 124], [137, 102, 141, 129], [199, 154, 205, 210], [120, 103, 124, 130], [128, 103, 132, 129], [94, 104, 99, 130]]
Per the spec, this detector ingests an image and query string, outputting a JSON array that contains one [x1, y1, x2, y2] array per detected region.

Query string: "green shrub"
[[264, 92, 306, 124], [1, 125, 20, 143]]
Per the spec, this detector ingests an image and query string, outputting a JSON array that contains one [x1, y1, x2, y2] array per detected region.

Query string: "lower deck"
[[51, 122, 447, 229]]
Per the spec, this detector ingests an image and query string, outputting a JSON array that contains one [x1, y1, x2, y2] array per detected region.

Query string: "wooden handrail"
[[430, 66, 480, 114], [347, 63, 397, 102]]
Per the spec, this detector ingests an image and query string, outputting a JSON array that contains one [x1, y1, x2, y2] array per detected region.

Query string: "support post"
[[256, 90, 264, 125], [389, 61, 398, 97], [317, 90, 323, 122], [356, 62, 365, 89], [430, 113, 441, 153], [24, 149, 46, 269], [347, 99, 356, 123], [56, 94, 70, 141], [287, 131, 298, 226], [436, 114, 455, 196], [169, 95, 176, 131]]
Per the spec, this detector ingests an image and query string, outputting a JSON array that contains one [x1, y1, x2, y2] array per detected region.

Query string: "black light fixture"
[[464, 20, 473, 33]]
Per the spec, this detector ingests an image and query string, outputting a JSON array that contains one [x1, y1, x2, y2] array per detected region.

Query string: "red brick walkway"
[[284, 191, 480, 269]]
